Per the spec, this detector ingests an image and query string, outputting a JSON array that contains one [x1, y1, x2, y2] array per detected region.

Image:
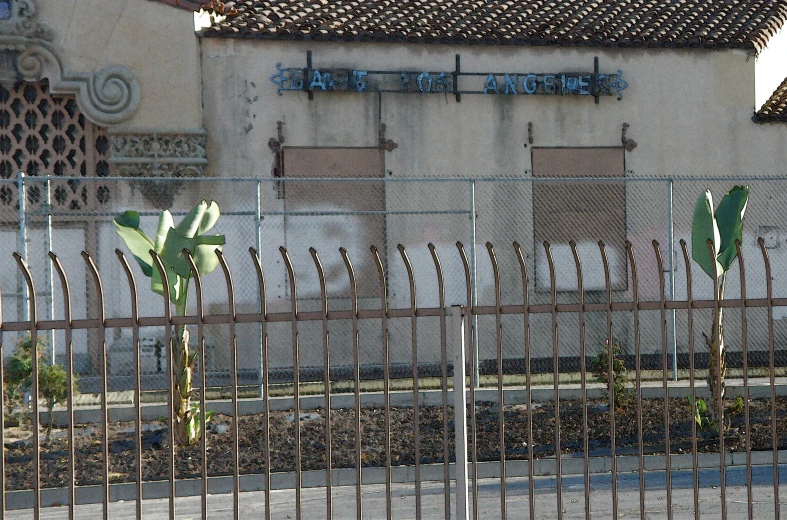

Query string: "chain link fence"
[[1, 174, 786, 392]]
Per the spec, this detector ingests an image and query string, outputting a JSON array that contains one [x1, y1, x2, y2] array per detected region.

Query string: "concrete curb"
[[7, 450, 787, 510], [45, 378, 787, 425]]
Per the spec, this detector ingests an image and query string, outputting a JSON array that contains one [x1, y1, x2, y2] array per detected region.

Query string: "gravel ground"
[[3, 396, 786, 490]]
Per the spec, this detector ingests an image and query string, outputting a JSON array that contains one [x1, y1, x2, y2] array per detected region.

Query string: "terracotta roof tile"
[[200, 0, 787, 50], [754, 77, 787, 123], [152, 0, 203, 11]]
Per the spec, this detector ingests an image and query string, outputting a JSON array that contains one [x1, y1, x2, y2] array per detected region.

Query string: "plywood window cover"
[[532, 146, 627, 292], [280, 146, 385, 299]]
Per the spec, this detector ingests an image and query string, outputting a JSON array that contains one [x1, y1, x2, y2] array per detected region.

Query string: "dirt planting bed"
[[3, 396, 787, 490]]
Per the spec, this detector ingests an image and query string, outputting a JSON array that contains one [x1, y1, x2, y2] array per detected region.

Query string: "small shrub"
[[591, 338, 634, 410], [729, 396, 744, 416], [3, 334, 77, 442], [686, 396, 716, 432], [39, 363, 72, 442], [4, 335, 43, 417]]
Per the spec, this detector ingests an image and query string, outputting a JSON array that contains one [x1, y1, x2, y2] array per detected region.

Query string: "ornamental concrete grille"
[[0, 80, 110, 211]]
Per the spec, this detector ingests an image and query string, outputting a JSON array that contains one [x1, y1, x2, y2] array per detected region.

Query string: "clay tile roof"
[[200, 0, 787, 51], [152, 0, 204, 11], [754, 77, 787, 123]]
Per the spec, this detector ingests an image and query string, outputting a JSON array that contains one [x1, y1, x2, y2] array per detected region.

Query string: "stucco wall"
[[198, 39, 787, 369], [37, 0, 202, 129], [199, 39, 787, 179]]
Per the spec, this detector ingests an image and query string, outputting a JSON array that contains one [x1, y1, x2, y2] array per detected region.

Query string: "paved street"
[[6, 464, 787, 519]]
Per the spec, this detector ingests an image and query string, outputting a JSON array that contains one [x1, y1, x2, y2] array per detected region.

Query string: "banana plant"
[[114, 200, 225, 445], [691, 185, 748, 423]]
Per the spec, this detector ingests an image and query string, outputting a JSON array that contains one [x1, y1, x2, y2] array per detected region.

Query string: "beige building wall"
[[200, 39, 787, 180], [199, 39, 787, 367], [38, 0, 202, 130]]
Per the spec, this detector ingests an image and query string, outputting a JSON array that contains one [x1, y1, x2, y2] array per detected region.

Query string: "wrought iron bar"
[[150, 252, 176, 520], [371, 245, 393, 519], [5, 297, 787, 333], [249, 248, 272, 520], [513, 242, 535, 520], [340, 247, 363, 520], [114, 250, 142, 520], [13, 253, 39, 519], [429, 243, 451, 520], [759, 237, 780, 519], [486, 242, 506, 520], [0, 255, 5, 516], [600, 241, 619, 520], [544, 241, 563, 520], [735, 240, 754, 520], [310, 248, 333, 520], [217, 250, 241, 520], [398, 245, 422, 520], [82, 251, 110, 520], [679, 240, 700, 519], [280, 247, 303, 520], [183, 250, 209, 519], [625, 242, 646, 520], [457, 242, 479, 520], [654, 241, 673, 519], [570, 241, 591, 520], [706, 239, 726, 519]]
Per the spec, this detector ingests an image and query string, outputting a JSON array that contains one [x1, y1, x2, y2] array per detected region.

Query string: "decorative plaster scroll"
[[15, 42, 140, 125], [0, 0, 53, 41], [0, 0, 139, 124], [108, 129, 208, 177]]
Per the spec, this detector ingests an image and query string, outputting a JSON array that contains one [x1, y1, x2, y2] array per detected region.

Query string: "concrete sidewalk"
[[6, 465, 787, 519]]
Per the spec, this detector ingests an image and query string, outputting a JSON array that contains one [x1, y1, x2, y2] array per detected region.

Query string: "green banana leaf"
[[159, 228, 225, 279], [692, 190, 721, 279], [151, 258, 181, 303], [175, 200, 220, 238], [151, 210, 180, 302], [115, 200, 225, 302], [715, 185, 748, 271], [113, 211, 154, 277], [154, 210, 174, 252], [197, 201, 221, 236]]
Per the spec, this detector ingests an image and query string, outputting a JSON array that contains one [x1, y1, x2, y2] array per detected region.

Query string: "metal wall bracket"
[[306, 50, 313, 100], [453, 54, 461, 103], [268, 120, 285, 153], [621, 122, 637, 151], [379, 123, 398, 151], [268, 121, 285, 198]]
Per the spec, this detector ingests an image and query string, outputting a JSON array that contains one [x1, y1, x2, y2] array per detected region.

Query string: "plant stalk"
[[707, 274, 726, 424], [173, 276, 194, 446]]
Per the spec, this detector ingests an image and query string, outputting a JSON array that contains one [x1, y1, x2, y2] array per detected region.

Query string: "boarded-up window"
[[281, 147, 384, 298], [532, 147, 626, 291]]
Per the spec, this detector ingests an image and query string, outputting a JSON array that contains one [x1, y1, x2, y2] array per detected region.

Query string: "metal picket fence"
[[0, 234, 786, 519], [4, 174, 787, 392]]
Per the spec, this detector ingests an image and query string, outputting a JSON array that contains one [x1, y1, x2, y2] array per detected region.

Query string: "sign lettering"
[[270, 64, 629, 99]]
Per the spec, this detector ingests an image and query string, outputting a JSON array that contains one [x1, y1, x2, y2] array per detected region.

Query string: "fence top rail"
[[4, 175, 787, 184], [0, 297, 782, 332]]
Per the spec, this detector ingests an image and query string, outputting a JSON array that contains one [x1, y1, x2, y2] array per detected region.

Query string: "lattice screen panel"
[[0, 81, 110, 211]]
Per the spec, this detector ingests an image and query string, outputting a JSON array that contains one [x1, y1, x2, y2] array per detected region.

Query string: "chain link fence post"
[[449, 304, 470, 520], [668, 178, 678, 380], [469, 179, 479, 388], [45, 176, 56, 363], [17, 171, 28, 322], [256, 179, 264, 395]]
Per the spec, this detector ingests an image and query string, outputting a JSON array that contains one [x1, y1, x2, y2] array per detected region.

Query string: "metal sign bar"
[[271, 55, 628, 99]]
